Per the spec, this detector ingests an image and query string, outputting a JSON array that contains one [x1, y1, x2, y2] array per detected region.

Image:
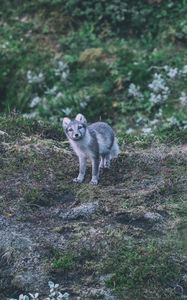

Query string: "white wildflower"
[[80, 101, 87, 108], [149, 119, 159, 126], [162, 90, 169, 99], [167, 67, 178, 78], [55, 92, 64, 99], [19, 295, 29, 300], [155, 108, 163, 117], [141, 127, 152, 135], [38, 73, 44, 81], [58, 61, 67, 71], [148, 73, 169, 106], [61, 292, 69, 299], [128, 83, 143, 100], [8, 281, 69, 300], [54, 61, 69, 81], [167, 116, 180, 126], [148, 73, 168, 93], [61, 72, 68, 80], [27, 71, 44, 84], [1, 41, 9, 49], [183, 120, 187, 129], [23, 112, 39, 118], [179, 92, 187, 106], [27, 70, 32, 82], [29, 96, 41, 108], [181, 65, 187, 75], [42, 97, 49, 111], [149, 93, 162, 104], [126, 128, 135, 134], [29, 293, 39, 299], [163, 65, 169, 72], [45, 86, 58, 95], [136, 114, 148, 125], [62, 107, 72, 115], [149, 92, 168, 105], [49, 116, 58, 123]]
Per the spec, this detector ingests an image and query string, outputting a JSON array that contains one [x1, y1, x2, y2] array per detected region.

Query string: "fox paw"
[[73, 178, 83, 184], [90, 178, 98, 185], [104, 160, 110, 169]]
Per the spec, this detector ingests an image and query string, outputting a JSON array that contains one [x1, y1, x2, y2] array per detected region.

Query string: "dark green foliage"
[[1, 0, 187, 135], [62, 0, 187, 37], [0, 21, 52, 112]]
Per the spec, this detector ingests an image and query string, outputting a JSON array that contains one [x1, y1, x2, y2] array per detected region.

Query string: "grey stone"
[[59, 202, 99, 220], [144, 212, 164, 223]]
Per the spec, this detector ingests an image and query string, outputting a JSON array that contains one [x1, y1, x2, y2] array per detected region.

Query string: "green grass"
[[0, 114, 64, 141], [106, 240, 181, 300], [51, 252, 76, 271]]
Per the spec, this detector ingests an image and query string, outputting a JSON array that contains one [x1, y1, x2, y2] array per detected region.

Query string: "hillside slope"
[[0, 116, 187, 299]]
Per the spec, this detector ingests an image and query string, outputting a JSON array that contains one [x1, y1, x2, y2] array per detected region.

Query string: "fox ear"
[[63, 117, 71, 129], [75, 113, 87, 124]]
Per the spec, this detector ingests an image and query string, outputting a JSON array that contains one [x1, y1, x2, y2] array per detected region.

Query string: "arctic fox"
[[63, 113, 120, 185]]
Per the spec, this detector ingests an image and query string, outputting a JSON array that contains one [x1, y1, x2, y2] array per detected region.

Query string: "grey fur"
[[63, 114, 120, 185]]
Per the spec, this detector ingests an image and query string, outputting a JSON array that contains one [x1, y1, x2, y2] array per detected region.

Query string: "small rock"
[[59, 202, 99, 220], [99, 274, 114, 285], [144, 212, 164, 223], [174, 284, 184, 295], [0, 130, 8, 136], [183, 274, 187, 283], [86, 287, 116, 300]]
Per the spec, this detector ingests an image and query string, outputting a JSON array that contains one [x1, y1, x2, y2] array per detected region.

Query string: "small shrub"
[[8, 281, 69, 300]]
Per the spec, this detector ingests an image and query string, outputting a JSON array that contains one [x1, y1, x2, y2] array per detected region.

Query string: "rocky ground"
[[0, 116, 187, 300]]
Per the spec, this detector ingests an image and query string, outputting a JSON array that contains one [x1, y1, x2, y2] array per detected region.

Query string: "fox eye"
[[68, 127, 73, 132], [78, 125, 83, 129]]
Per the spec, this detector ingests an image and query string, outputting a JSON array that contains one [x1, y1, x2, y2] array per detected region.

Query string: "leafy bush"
[[62, 0, 187, 37], [1, 0, 187, 137], [22, 30, 187, 135], [0, 21, 52, 112]]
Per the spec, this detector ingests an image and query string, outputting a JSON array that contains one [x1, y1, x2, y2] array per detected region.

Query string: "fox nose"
[[75, 133, 79, 137]]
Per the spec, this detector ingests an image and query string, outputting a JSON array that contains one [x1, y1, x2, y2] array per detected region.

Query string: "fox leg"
[[73, 155, 87, 183], [90, 157, 100, 185], [99, 155, 105, 169], [103, 153, 111, 168]]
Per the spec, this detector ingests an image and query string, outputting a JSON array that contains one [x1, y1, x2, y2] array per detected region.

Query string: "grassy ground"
[[0, 115, 187, 299]]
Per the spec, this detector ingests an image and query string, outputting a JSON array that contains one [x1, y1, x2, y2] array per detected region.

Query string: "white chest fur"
[[69, 130, 92, 158]]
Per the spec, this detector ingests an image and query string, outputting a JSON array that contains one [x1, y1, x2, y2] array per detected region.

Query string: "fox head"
[[63, 113, 87, 141]]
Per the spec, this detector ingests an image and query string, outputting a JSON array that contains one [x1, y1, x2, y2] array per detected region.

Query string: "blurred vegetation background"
[[1, 0, 187, 135]]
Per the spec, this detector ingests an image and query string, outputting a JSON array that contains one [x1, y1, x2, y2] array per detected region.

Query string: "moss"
[[21, 187, 53, 207], [79, 48, 104, 64], [106, 240, 182, 300], [0, 114, 64, 141], [51, 252, 76, 272]]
